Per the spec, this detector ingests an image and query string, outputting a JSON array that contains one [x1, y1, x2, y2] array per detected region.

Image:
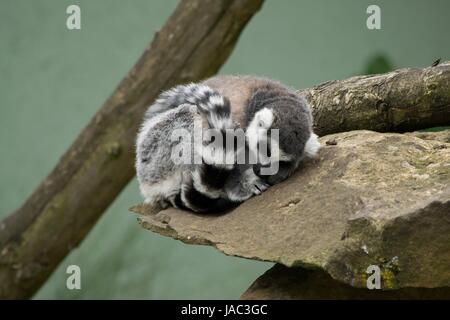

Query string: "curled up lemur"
[[136, 75, 320, 212]]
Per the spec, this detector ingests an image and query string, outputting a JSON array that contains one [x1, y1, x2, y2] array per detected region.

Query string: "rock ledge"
[[131, 130, 450, 289]]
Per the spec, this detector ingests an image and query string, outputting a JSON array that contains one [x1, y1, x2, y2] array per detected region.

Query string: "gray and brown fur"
[[136, 75, 320, 212]]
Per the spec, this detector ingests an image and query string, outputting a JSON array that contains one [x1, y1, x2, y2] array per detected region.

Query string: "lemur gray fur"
[[136, 75, 320, 212]]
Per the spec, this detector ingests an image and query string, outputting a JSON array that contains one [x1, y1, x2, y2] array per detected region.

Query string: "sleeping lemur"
[[136, 75, 320, 212]]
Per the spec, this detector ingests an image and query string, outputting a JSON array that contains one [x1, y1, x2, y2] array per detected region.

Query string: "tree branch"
[[302, 62, 450, 136], [0, 0, 264, 299]]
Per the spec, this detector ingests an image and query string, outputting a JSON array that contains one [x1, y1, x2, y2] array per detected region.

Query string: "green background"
[[0, 0, 449, 299]]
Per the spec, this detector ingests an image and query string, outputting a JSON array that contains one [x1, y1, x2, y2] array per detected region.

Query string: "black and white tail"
[[146, 83, 233, 131], [145, 83, 237, 213]]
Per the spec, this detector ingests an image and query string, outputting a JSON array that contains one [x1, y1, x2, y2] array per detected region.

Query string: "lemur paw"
[[251, 178, 270, 195], [225, 168, 270, 202]]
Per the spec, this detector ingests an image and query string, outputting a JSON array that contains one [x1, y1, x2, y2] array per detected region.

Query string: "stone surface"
[[406, 130, 450, 143], [241, 264, 450, 300], [131, 130, 450, 289]]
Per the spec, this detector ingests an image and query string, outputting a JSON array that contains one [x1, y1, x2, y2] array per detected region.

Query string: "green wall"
[[0, 0, 449, 299]]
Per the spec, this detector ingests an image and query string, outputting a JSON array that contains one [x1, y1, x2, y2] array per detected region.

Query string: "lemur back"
[[203, 76, 286, 127]]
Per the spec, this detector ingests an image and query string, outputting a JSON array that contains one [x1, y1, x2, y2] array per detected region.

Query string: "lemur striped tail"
[[146, 83, 233, 131], [144, 84, 236, 213]]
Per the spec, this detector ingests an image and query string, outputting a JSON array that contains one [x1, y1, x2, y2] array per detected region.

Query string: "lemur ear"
[[271, 111, 278, 124], [223, 96, 231, 106]]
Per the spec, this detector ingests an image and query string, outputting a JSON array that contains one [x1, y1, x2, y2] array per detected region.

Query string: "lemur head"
[[245, 87, 318, 185]]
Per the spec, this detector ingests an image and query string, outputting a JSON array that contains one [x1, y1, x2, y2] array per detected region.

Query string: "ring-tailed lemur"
[[136, 75, 320, 212]]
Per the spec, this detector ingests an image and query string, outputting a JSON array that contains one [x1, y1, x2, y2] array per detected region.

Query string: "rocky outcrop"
[[241, 264, 450, 300], [131, 130, 450, 290]]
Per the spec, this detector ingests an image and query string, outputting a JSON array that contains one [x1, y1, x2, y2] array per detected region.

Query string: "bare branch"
[[302, 62, 450, 136], [0, 0, 264, 299]]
